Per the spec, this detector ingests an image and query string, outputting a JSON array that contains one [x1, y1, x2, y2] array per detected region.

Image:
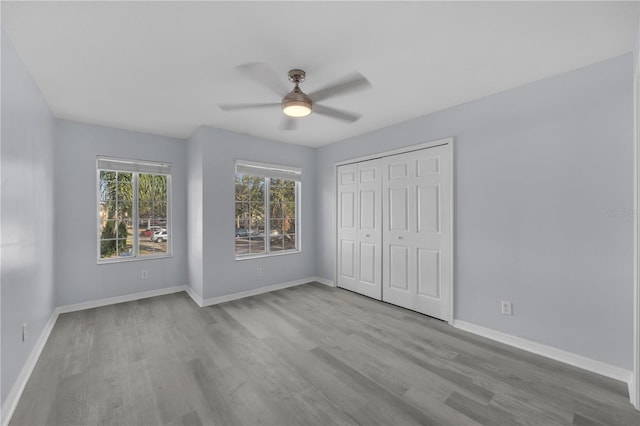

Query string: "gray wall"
[[54, 120, 188, 306], [189, 127, 317, 300], [1, 32, 56, 404], [316, 54, 634, 369]]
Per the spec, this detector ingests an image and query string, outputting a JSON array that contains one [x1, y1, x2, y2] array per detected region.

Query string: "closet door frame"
[[333, 137, 455, 324]]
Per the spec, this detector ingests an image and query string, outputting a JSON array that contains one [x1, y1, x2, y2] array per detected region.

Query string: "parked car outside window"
[[151, 229, 168, 242], [143, 226, 163, 237]]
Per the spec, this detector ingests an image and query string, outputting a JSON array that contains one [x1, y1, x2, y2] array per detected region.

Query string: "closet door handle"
[[397, 236, 403, 240], [365, 234, 370, 237]]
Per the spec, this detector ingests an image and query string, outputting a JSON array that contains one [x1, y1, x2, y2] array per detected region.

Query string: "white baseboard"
[[199, 277, 316, 307], [312, 276, 336, 287], [184, 285, 204, 307], [453, 320, 633, 386], [1, 309, 58, 426], [56, 285, 187, 314]]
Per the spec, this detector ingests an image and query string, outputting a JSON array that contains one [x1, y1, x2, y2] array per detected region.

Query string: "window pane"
[[117, 201, 133, 221], [100, 202, 117, 220], [249, 177, 265, 203], [139, 202, 154, 225], [249, 217, 265, 254], [153, 175, 167, 201], [100, 220, 117, 239], [142, 226, 168, 256], [116, 220, 130, 241], [118, 241, 133, 257], [138, 174, 153, 201], [284, 218, 296, 234], [282, 180, 295, 199], [236, 173, 265, 256], [117, 181, 132, 202], [235, 202, 249, 227], [235, 173, 250, 202], [139, 234, 156, 256], [100, 170, 117, 181], [268, 179, 297, 252], [100, 239, 118, 259], [138, 173, 169, 257], [250, 234, 265, 254], [99, 173, 117, 202], [235, 198, 251, 255], [270, 233, 285, 252], [283, 233, 296, 250], [270, 178, 279, 186], [270, 219, 284, 235], [154, 205, 167, 226], [283, 202, 296, 219], [118, 172, 132, 183]]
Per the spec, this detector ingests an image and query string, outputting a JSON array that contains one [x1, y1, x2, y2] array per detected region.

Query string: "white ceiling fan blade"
[[280, 117, 299, 131], [314, 104, 361, 122], [235, 62, 289, 97], [308, 72, 371, 102], [218, 102, 280, 111]]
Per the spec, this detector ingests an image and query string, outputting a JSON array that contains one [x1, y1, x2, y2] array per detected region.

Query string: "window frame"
[[235, 160, 301, 260], [96, 156, 173, 264]]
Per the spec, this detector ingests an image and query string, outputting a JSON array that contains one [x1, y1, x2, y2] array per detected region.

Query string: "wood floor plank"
[[9, 282, 640, 426]]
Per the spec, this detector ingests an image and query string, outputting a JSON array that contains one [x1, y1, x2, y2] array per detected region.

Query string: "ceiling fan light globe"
[[282, 86, 313, 118], [283, 101, 312, 118]]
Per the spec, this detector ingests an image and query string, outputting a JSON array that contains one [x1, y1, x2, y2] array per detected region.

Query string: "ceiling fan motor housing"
[[283, 69, 312, 117], [287, 69, 306, 83]]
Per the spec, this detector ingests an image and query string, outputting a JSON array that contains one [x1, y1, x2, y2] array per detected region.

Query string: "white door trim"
[[335, 137, 453, 167], [633, 65, 640, 410], [334, 137, 455, 324]]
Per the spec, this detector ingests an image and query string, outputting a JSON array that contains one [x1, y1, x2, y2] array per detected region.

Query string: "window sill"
[[97, 254, 172, 265], [235, 250, 301, 261]]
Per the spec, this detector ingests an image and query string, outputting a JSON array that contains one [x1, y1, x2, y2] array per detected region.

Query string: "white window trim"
[[235, 161, 301, 260], [96, 156, 173, 264]]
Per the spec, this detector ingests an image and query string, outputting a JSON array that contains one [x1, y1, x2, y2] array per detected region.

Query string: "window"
[[97, 157, 171, 262], [235, 161, 301, 258]]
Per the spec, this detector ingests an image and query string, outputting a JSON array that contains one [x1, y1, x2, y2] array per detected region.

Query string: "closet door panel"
[[336, 159, 382, 300], [412, 145, 451, 320], [382, 144, 451, 321], [382, 152, 416, 308], [356, 159, 382, 299], [337, 164, 358, 292]]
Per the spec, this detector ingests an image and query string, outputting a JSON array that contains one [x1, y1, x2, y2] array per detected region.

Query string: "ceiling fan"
[[218, 63, 372, 130]]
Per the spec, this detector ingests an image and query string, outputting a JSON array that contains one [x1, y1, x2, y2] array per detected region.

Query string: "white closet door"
[[356, 159, 382, 299], [337, 163, 358, 292], [337, 159, 382, 299], [382, 144, 451, 321]]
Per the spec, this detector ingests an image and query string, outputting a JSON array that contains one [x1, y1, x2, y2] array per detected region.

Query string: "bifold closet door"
[[337, 159, 382, 299], [382, 144, 451, 321]]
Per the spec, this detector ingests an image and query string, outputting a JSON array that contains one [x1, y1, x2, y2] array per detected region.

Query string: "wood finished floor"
[[10, 282, 640, 426]]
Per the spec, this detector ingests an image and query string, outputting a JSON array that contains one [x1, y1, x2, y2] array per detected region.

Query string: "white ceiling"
[[2, 1, 638, 148]]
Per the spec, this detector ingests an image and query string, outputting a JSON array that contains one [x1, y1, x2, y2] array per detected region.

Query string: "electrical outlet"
[[501, 301, 513, 315], [141, 270, 149, 280], [22, 323, 28, 342], [257, 267, 263, 277]]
